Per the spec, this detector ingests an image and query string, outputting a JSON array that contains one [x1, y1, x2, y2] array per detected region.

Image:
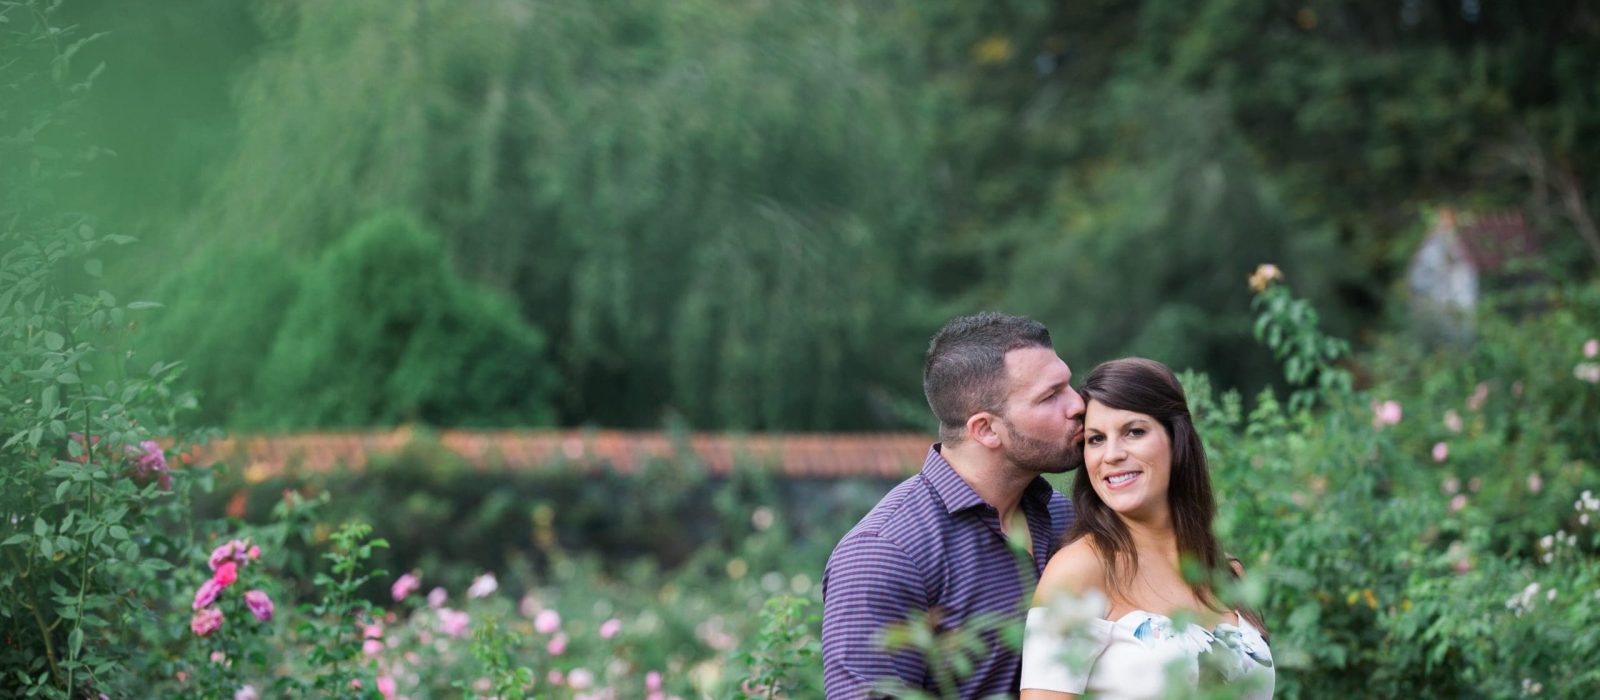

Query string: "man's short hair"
[[923, 312, 1053, 444]]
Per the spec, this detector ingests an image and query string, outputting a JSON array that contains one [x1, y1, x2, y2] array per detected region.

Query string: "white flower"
[[1539, 535, 1554, 550]]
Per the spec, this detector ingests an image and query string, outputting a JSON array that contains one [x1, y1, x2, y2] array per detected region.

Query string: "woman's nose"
[[1103, 440, 1126, 463]]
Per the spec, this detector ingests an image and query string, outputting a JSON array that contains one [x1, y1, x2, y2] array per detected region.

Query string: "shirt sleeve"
[[821, 533, 929, 698], [1020, 607, 1113, 693]]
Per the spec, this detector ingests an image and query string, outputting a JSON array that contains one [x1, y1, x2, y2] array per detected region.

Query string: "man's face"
[[994, 346, 1085, 474]]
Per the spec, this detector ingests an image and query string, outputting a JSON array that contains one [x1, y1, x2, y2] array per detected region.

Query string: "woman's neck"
[[1118, 508, 1178, 567]]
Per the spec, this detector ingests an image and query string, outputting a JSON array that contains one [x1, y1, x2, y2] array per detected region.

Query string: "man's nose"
[[1064, 387, 1085, 421]]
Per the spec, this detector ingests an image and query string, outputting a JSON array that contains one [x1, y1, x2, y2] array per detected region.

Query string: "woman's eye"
[[1086, 435, 1103, 446], [1127, 428, 1145, 438]]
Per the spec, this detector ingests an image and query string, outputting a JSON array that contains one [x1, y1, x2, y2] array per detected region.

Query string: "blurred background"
[[53, 0, 1599, 432], [7, 1, 1600, 697]]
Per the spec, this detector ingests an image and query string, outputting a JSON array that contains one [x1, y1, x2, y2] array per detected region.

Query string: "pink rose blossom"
[[1528, 473, 1544, 494], [467, 573, 498, 599], [349, 679, 362, 691], [246, 545, 261, 560], [567, 668, 594, 690], [547, 670, 565, 687], [191, 607, 223, 637], [1431, 442, 1449, 463], [244, 590, 273, 622], [534, 609, 561, 634], [377, 676, 397, 700], [213, 561, 238, 588], [546, 632, 568, 656], [208, 545, 231, 570], [427, 587, 448, 609], [209, 542, 239, 571], [1585, 338, 1599, 359], [599, 618, 622, 640], [193, 579, 223, 610], [363, 623, 384, 655], [437, 608, 470, 638], [646, 671, 662, 691], [129, 440, 167, 479], [235, 686, 259, 700], [1372, 400, 1402, 428], [211, 650, 227, 664], [1467, 382, 1489, 411], [391, 573, 421, 602], [1450, 494, 1468, 512], [1443, 410, 1463, 434]]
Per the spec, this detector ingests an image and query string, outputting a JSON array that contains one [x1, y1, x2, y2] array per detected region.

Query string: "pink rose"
[[567, 667, 593, 690], [246, 545, 261, 560], [213, 561, 238, 588], [191, 607, 223, 637], [129, 440, 167, 478], [377, 676, 397, 700], [646, 671, 663, 691], [1431, 442, 1449, 463], [1585, 338, 1599, 359], [1372, 400, 1402, 428], [1450, 494, 1468, 512], [209, 542, 238, 571], [193, 579, 223, 610], [534, 609, 561, 634], [599, 618, 622, 640], [437, 608, 470, 638], [427, 587, 447, 609], [244, 590, 273, 622], [391, 573, 421, 602], [546, 632, 568, 656]]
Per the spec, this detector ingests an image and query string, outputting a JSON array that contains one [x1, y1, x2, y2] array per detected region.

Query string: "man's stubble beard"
[[999, 416, 1082, 474]]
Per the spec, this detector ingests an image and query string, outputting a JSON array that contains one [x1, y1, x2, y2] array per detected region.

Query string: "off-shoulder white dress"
[[1021, 606, 1274, 699]]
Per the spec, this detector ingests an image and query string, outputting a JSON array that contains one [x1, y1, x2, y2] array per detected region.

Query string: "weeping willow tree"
[[145, 0, 940, 430]]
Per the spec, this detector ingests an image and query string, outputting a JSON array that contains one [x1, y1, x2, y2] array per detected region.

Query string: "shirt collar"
[[923, 444, 1056, 515]]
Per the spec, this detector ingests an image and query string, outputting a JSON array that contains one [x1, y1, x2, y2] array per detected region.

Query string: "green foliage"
[[738, 595, 821, 699], [141, 0, 937, 430], [0, 3, 209, 697], [285, 521, 388, 698], [242, 213, 556, 429]]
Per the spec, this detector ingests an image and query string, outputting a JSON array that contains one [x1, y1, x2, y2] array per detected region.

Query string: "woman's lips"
[[1104, 471, 1142, 490]]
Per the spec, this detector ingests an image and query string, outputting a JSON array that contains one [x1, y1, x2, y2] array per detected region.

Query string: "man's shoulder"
[[836, 472, 951, 547]]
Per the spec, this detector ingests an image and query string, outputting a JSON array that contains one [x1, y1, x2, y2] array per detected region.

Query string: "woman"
[[1020, 358, 1273, 699]]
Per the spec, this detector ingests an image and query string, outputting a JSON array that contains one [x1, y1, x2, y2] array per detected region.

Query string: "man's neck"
[[940, 442, 1036, 524]]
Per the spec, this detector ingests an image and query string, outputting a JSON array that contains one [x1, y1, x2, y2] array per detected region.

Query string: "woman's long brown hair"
[[1063, 357, 1268, 636]]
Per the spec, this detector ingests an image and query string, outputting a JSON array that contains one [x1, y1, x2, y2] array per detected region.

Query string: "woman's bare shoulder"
[[1033, 537, 1107, 605]]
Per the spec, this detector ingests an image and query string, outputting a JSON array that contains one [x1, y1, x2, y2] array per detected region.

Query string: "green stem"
[[26, 587, 63, 686]]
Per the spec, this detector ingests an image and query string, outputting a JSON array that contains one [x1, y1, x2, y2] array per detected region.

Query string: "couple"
[[821, 312, 1274, 699]]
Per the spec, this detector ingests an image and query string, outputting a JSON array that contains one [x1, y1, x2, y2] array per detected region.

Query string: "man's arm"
[[821, 533, 929, 698]]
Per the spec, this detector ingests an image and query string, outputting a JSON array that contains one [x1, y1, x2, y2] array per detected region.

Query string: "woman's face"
[[1083, 399, 1173, 519]]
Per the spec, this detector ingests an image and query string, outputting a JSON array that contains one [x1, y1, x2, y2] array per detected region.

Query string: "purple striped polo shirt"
[[821, 445, 1075, 698]]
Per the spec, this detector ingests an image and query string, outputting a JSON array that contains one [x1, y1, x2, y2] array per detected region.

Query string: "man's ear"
[[967, 412, 1003, 449]]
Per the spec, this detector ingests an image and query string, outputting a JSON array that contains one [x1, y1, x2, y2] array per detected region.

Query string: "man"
[[822, 312, 1085, 698]]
